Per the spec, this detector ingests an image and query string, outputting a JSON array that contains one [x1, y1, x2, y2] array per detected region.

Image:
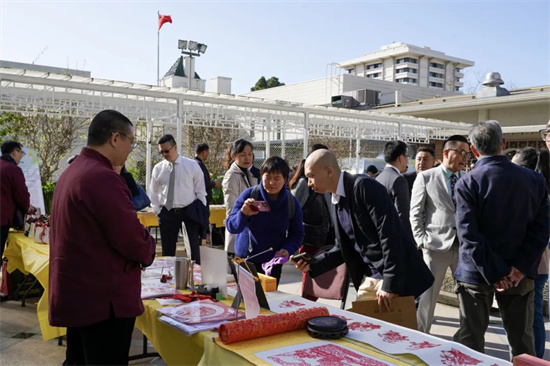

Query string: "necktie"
[[165, 162, 176, 210], [450, 173, 457, 208]]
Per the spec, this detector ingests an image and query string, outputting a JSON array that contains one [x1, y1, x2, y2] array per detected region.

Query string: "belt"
[[163, 206, 186, 213]]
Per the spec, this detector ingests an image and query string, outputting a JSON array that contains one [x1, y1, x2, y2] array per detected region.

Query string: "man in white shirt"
[[148, 134, 207, 263], [410, 135, 470, 333]]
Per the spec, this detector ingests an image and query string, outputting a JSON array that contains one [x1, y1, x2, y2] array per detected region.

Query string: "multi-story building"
[[339, 42, 474, 92]]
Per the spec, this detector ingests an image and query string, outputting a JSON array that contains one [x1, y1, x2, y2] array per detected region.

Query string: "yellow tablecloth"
[[137, 205, 226, 228], [4, 232, 66, 341]]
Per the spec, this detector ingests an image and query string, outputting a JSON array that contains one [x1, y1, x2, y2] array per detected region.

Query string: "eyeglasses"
[[447, 148, 470, 158], [15, 149, 26, 156], [113, 131, 137, 149], [539, 129, 550, 141], [159, 145, 175, 155]]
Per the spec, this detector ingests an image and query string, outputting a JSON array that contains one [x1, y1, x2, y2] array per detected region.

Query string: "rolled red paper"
[[218, 306, 329, 344]]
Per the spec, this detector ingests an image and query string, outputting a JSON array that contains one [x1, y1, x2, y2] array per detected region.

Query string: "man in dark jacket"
[[453, 120, 549, 358], [194, 143, 221, 205], [49, 110, 156, 365], [0, 141, 31, 259], [297, 149, 434, 310]]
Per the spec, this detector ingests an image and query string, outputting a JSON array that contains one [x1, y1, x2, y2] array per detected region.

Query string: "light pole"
[[178, 40, 207, 90]]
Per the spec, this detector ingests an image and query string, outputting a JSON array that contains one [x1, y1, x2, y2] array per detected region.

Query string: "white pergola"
[[0, 68, 471, 187]]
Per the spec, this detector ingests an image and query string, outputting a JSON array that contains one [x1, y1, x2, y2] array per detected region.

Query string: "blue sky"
[[1, 1, 548, 95]]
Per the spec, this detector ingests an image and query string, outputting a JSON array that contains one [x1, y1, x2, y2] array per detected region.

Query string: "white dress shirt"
[[148, 155, 207, 215], [331, 171, 347, 205]]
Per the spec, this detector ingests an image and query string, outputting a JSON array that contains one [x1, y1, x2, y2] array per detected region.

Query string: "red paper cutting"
[[440, 348, 482, 365], [378, 330, 409, 344], [218, 306, 329, 344], [268, 343, 390, 366], [348, 321, 382, 332], [279, 299, 306, 308], [407, 341, 441, 350]]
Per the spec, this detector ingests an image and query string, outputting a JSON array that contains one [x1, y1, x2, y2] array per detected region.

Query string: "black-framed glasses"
[[159, 145, 175, 155], [447, 148, 470, 158], [15, 149, 26, 156], [113, 131, 137, 149], [539, 129, 550, 141]]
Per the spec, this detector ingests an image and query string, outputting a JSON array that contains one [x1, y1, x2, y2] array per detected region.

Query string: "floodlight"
[[188, 41, 198, 51], [198, 43, 207, 54], [178, 40, 188, 50]]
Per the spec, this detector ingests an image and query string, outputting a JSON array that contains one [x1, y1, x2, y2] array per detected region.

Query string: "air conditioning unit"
[[331, 95, 359, 108]]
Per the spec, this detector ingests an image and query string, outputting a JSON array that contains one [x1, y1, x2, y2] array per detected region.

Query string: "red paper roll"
[[218, 306, 329, 344]]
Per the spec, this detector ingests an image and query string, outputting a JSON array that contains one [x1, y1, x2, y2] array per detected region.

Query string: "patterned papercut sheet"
[[157, 299, 245, 324], [140, 283, 180, 299], [324, 307, 509, 366], [255, 341, 399, 366], [263, 293, 508, 365]]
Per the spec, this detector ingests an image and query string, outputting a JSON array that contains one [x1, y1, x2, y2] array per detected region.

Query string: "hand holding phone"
[[252, 201, 271, 212], [291, 253, 317, 264]]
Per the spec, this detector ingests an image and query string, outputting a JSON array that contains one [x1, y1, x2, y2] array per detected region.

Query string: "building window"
[[429, 62, 444, 69], [429, 72, 443, 78], [367, 73, 381, 78], [429, 82, 443, 88], [455, 86, 460, 91], [366, 63, 382, 70], [396, 57, 418, 64], [396, 67, 417, 74], [397, 77, 417, 84]]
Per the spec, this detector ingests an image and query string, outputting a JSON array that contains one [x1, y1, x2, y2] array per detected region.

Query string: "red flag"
[[158, 14, 172, 31]]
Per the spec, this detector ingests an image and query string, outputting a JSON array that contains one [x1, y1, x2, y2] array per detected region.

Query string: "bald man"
[[295, 149, 433, 309]]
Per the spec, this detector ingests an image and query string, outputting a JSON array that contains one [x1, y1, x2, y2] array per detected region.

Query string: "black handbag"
[[132, 186, 151, 211], [12, 209, 25, 230]]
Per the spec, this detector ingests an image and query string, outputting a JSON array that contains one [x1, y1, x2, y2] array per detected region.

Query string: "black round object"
[[307, 316, 349, 339]]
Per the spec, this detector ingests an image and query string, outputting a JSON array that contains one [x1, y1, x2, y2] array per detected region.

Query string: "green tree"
[[266, 76, 285, 89], [250, 76, 285, 91], [0, 112, 24, 144], [250, 76, 268, 91]]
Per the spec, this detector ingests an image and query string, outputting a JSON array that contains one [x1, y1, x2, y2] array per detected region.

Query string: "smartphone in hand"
[[291, 253, 317, 264], [251, 201, 271, 212]]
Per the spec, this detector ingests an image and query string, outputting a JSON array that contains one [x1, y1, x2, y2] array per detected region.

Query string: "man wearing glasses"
[[0, 141, 31, 263], [148, 134, 207, 263], [49, 110, 156, 365], [410, 135, 470, 333]]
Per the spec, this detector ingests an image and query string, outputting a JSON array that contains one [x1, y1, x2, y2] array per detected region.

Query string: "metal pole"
[[177, 98, 183, 152], [303, 112, 309, 158], [146, 121, 152, 189], [157, 12, 160, 86]]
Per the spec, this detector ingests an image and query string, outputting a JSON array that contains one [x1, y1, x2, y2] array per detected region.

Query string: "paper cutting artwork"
[[279, 300, 306, 308], [378, 330, 409, 344], [255, 341, 396, 366], [407, 341, 441, 350], [348, 321, 382, 332], [440, 348, 482, 366], [157, 299, 244, 324], [141, 283, 179, 299]]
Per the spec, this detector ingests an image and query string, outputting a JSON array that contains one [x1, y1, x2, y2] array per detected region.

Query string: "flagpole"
[[157, 11, 160, 86]]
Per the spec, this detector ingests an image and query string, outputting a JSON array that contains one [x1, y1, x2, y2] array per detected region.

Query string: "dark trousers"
[[64, 307, 136, 365], [158, 207, 201, 264], [0, 225, 10, 259], [453, 279, 535, 359], [533, 273, 548, 358]]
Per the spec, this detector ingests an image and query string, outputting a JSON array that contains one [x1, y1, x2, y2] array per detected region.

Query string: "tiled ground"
[[1, 260, 549, 365]]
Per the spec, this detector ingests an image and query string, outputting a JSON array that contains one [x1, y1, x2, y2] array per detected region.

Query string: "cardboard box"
[[258, 273, 277, 292], [350, 296, 418, 330]]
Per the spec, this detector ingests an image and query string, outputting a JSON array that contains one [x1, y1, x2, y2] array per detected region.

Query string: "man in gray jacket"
[[410, 135, 470, 333]]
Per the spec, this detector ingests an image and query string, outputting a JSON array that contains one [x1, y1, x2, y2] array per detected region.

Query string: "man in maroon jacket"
[[49, 110, 156, 365], [0, 141, 30, 260]]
